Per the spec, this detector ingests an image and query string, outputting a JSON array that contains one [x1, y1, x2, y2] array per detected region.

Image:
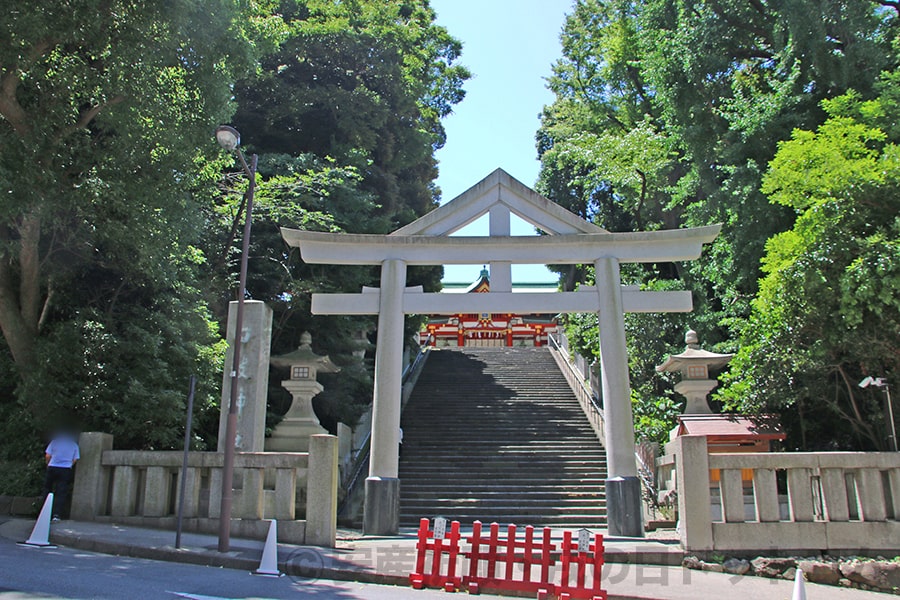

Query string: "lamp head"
[[860, 376, 888, 388], [215, 125, 241, 151]]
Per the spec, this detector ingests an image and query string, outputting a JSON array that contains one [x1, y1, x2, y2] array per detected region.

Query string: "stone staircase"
[[399, 347, 607, 528]]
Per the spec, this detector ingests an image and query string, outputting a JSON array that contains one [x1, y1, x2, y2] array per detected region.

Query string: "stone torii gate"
[[281, 168, 719, 536]]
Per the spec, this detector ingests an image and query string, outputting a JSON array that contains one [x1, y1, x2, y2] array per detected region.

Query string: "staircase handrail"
[[338, 337, 432, 518], [547, 333, 601, 413], [403, 339, 431, 382], [547, 332, 606, 445]]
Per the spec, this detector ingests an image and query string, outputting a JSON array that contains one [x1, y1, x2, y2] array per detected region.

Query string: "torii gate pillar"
[[595, 257, 641, 536], [364, 259, 406, 535]]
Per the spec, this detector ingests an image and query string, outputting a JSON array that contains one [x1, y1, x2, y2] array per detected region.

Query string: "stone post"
[[337, 422, 352, 480], [594, 257, 643, 537], [306, 434, 338, 547], [71, 432, 113, 520], [143, 467, 170, 517], [669, 435, 713, 551], [217, 300, 273, 452], [364, 258, 406, 535]]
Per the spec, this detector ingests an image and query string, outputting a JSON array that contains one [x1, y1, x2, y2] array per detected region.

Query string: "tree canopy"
[[537, 0, 899, 446], [0, 0, 467, 493], [216, 0, 469, 432], [719, 74, 900, 450]]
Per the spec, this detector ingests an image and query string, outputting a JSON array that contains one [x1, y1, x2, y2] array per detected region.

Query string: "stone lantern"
[[265, 332, 340, 452], [655, 329, 733, 414]]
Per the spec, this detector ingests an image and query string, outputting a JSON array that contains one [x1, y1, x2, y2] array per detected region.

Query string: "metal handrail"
[[402, 340, 431, 382], [338, 336, 432, 517], [547, 333, 602, 414]]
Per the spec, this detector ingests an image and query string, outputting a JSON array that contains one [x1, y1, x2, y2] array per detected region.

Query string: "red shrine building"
[[419, 268, 560, 348]]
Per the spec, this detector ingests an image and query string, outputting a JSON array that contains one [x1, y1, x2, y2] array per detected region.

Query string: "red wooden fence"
[[409, 518, 607, 600], [409, 517, 463, 592]]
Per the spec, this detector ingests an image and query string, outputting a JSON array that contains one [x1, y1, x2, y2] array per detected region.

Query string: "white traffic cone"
[[18, 493, 57, 548], [253, 519, 282, 576], [792, 567, 807, 600]]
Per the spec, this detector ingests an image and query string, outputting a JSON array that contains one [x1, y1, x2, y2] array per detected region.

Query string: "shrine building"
[[420, 267, 559, 348]]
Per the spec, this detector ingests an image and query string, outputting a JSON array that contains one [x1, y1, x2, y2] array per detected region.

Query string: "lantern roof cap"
[[655, 329, 733, 373], [270, 332, 340, 373]]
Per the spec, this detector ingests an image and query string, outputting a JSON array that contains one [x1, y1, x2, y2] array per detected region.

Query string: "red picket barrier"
[[463, 521, 557, 596], [556, 529, 607, 600], [409, 517, 462, 592], [409, 518, 607, 600]]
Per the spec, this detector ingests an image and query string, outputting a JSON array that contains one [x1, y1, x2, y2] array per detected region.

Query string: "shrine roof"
[[441, 281, 559, 294], [465, 268, 491, 293]]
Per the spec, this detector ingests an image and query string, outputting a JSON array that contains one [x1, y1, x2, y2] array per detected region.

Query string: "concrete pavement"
[[0, 517, 889, 599]]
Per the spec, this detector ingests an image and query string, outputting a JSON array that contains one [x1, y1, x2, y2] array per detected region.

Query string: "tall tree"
[[206, 0, 469, 430], [0, 1, 276, 474], [536, 0, 898, 444], [0, 1, 265, 375], [719, 74, 900, 450]]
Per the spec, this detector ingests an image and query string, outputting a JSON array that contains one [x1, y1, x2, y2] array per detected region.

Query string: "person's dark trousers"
[[43, 466, 74, 519]]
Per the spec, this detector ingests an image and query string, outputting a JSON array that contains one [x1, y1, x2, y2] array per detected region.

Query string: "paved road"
[[0, 536, 486, 600]]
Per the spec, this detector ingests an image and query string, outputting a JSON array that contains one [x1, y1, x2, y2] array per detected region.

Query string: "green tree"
[[0, 1, 268, 374], [537, 0, 898, 444], [719, 76, 900, 450], [0, 1, 275, 489], [639, 0, 897, 317], [205, 0, 469, 430]]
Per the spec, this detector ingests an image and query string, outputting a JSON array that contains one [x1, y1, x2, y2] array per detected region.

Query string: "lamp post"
[[215, 125, 258, 552], [860, 376, 897, 452]]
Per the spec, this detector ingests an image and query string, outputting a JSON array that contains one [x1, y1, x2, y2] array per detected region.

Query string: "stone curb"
[[49, 531, 409, 587], [47, 530, 670, 600]]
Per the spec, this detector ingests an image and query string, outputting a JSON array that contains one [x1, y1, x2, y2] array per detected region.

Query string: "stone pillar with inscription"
[[217, 300, 273, 452]]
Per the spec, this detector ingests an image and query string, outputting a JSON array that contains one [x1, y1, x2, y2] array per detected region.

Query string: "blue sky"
[[430, 0, 572, 285]]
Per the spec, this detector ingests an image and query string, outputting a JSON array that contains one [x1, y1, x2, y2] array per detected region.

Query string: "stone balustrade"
[[72, 432, 338, 546], [659, 435, 900, 554]]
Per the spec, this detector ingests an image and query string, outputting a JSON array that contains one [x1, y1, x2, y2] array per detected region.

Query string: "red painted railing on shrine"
[[409, 518, 607, 600]]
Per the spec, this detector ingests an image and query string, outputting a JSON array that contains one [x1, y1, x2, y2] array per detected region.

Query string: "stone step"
[[399, 347, 607, 527], [400, 450, 605, 457], [400, 468, 606, 476], [401, 489, 605, 498], [402, 496, 606, 505], [400, 482, 606, 490], [399, 512, 608, 524]]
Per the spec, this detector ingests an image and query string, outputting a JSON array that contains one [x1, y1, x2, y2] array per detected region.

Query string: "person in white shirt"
[[43, 431, 80, 521]]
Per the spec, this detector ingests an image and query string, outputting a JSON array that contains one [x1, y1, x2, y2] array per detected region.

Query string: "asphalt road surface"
[[0, 536, 493, 600]]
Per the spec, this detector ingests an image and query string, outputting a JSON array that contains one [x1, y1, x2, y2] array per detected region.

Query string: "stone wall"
[[71, 432, 338, 547], [660, 435, 900, 554]]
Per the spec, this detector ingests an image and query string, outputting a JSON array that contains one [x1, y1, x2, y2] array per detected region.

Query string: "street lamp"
[[215, 125, 258, 552], [859, 376, 897, 452]]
